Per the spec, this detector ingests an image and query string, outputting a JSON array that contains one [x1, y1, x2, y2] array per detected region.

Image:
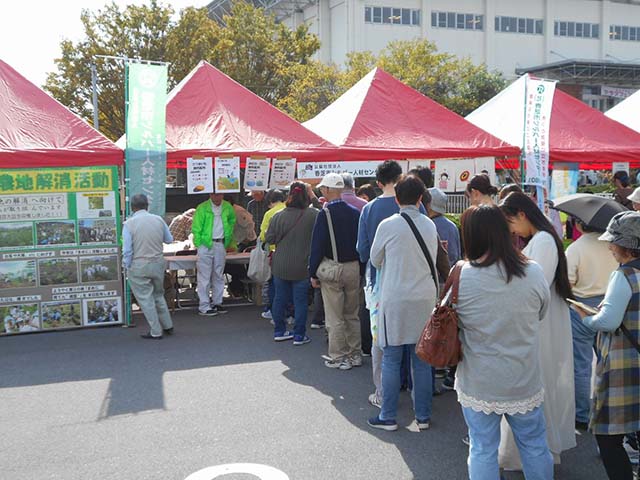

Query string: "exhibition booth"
[[0, 59, 124, 336]]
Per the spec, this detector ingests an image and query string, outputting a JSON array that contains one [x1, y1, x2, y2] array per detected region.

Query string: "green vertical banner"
[[125, 63, 167, 216]]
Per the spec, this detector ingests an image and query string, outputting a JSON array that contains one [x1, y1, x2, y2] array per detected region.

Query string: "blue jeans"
[[570, 295, 602, 423], [380, 344, 432, 421], [462, 406, 553, 480], [272, 276, 308, 337]]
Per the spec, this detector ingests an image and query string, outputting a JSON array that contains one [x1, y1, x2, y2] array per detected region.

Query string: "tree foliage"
[[45, 1, 505, 138]]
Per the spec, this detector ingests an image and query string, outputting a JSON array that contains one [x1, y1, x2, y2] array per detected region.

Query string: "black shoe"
[[442, 377, 455, 390], [163, 327, 174, 335], [140, 333, 162, 340], [575, 420, 589, 431], [213, 305, 228, 314], [199, 309, 218, 316]]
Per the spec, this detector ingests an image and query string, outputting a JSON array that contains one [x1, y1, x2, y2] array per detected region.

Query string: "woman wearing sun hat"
[[626, 186, 640, 211], [573, 211, 640, 480]]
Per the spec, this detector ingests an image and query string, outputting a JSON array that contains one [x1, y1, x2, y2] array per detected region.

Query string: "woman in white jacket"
[[499, 192, 577, 467], [367, 175, 439, 432]]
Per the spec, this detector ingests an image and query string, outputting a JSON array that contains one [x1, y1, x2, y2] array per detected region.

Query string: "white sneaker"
[[261, 310, 272, 320], [324, 358, 352, 370], [624, 439, 639, 465], [350, 355, 363, 367], [368, 393, 382, 409]]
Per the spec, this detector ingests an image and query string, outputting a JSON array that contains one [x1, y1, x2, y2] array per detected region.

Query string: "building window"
[[366, 5, 421, 26], [495, 16, 543, 35], [431, 10, 484, 30], [554, 20, 600, 38], [610, 24, 640, 41]]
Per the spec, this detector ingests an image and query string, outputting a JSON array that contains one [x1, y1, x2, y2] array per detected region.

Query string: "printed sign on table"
[[270, 159, 296, 189], [244, 158, 271, 191], [187, 157, 214, 194], [215, 157, 241, 193]]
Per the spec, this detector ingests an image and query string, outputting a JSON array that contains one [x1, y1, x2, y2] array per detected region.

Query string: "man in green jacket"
[[192, 193, 236, 316]]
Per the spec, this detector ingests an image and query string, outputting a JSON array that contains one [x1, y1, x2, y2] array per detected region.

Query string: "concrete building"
[[208, 0, 640, 109]]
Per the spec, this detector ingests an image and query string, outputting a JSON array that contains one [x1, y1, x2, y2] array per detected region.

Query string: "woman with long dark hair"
[[466, 174, 498, 206], [499, 192, 576, 468], [455, 205, 553, 479]]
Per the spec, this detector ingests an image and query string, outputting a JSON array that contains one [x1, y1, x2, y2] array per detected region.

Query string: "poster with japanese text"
[[214, 157, 241, 193], [186, 157, 214, 194], [270, 159, 296, 189], [244, 158, 271, 191], [612, 162, 630, 175], [0, 166, 123, 335]]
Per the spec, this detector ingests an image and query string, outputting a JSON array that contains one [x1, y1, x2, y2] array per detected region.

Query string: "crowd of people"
[[236, 161, 638, 480], [152, 162, 640, 479]]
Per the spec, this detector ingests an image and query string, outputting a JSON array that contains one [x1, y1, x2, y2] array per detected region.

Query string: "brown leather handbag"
[[415, 261, 464, 368]]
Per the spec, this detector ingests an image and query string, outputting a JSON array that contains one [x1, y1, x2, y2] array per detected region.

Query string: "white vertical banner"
[[523, 77, 556, 190]]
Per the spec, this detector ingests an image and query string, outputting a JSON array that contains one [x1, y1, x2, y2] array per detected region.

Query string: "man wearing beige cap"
[[309, 173, 363, 370]]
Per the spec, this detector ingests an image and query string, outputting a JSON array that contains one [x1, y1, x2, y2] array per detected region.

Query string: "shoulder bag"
[[401, 212, 463, 368], [316, 208, 344, 283]]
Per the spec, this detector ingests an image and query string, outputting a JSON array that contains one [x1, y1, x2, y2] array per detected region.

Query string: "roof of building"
[[606, 88, 640, 133], [160, 61, 339, 167], [0, 59, 123, 167], [303, 67, 520, 160], [466, 74, 640, 166]]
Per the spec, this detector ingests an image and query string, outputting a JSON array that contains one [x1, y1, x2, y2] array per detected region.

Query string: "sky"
[[0, 1, 209, 87]]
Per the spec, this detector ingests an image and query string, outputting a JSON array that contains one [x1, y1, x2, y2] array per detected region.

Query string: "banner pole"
[[520, 76, 528, 190], [123, 61, 133, 328]]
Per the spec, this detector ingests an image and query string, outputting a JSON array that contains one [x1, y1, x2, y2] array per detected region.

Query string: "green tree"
[[45, 1, 173, 141], [367, 39, 506, 116], [276, 61, 343, 122]]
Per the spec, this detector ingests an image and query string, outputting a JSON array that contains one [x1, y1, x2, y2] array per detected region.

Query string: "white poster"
[[297, 161, 380, 179], [523, 77, 556, 189], [270, 159, 296, 189], [0, 194, 68, 221], [612, 162, 630, 175], [186, 157, 213, 194], [244, 158, 271, 191], [408, 159, 432, 171], [434, 158, 496, 192], [214, 156, 241, 193], [76, 192, 116, 219]]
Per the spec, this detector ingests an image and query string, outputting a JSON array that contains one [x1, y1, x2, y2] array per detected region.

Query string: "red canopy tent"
[[303, 67, 520, 161], [162, 61, 339, 168], [0, 59, 122, 167], [466, 75, 640, 170]]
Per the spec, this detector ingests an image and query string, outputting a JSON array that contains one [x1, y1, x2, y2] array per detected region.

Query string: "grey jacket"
[[455, 261, 550, 403], [265, 206, 318, 281], [370, 206, 439, 347]]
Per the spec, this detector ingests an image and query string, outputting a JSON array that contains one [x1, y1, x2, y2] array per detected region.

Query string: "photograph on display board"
[[76, 192, 117, 218], [0, 260, 37, 289], [0, 304, 40, 334], [35, 220, 76, 246], [80, 255, 119, 283], [38, 258, 79, 286], [78, 218, 117, 245], [84, 297, 121, 325], [41, 301, 81, 329], [0, 222, 34, 250]]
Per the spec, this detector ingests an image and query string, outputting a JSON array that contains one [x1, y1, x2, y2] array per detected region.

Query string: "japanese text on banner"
[[0, 169, 112, 194], [523, 77, 556, 189], [125, 63, 167, 216]]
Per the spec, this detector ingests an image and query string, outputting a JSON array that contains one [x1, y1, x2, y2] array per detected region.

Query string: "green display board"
[[0, 166, 123, 335]]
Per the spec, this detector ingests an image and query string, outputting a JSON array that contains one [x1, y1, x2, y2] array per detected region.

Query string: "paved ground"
[[1, 305, 608, 480]]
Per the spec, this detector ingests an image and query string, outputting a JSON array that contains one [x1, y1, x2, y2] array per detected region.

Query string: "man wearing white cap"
[[309, 173, 362, 370]]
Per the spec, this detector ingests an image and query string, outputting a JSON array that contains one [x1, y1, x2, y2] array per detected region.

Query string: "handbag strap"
[[401, 212, 438, 296], [441, 261, 464, 306], [325, 207, 339, 261], [620, 323, 640, 355], [277, 209, 305, 244]]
